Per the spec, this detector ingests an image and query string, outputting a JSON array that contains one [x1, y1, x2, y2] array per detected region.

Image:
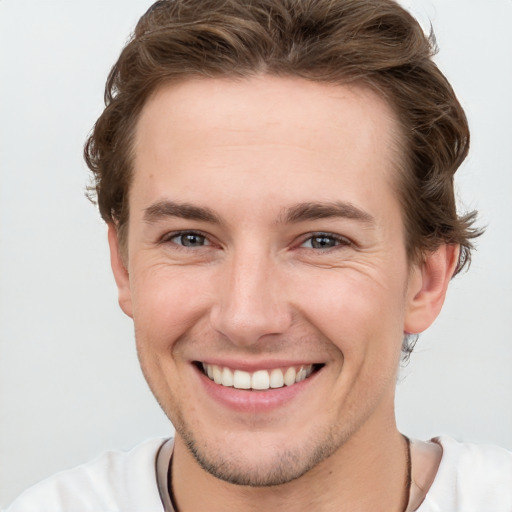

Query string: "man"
[[7, 0, 512, 510]]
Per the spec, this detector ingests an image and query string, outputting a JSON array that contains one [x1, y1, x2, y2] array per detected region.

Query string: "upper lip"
[[193, 359, 324, 372]]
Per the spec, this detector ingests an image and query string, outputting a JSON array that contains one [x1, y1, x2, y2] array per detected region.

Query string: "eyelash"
[[159, 230, 352, 251]]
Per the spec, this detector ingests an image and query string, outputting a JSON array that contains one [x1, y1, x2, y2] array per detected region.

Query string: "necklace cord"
[[402, 435, 412, 512]]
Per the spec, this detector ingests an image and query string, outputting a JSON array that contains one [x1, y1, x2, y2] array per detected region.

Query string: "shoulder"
[[419, 436, 512, 512], [6, 437, 169, 512]]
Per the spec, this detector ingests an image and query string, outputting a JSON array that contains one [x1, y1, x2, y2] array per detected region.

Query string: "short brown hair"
[[85, 0, 481, 271]]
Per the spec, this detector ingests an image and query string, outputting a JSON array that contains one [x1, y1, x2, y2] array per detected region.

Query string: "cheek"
[[129, 266, 210, 351], [293, 267, 407, 363], [129, 267, 211, 418]]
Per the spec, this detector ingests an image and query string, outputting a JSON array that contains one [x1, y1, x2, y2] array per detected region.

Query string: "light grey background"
[[1, 0, 511, 507]]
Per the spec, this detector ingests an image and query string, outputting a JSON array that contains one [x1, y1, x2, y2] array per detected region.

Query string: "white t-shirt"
[[6, 436, 512, 511], [416, 437, 512, 512]]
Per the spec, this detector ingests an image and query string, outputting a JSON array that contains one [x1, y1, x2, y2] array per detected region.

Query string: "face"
[[111, 76, 441, 486]]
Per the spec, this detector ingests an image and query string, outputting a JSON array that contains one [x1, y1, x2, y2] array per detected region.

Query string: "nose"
[[209, 248, 293, 346]]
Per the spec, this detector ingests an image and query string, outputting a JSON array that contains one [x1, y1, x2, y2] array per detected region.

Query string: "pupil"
[[312, 236, 335, 248]]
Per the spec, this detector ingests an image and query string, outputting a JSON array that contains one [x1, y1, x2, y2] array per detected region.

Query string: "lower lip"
[[195, 366, 321, 413]]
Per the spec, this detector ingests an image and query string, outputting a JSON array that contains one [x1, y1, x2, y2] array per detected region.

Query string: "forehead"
[[131, 76, 404, 223]]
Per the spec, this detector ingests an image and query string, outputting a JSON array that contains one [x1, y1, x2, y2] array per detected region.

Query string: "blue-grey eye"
[[310, 235, 338, 248], [302, 234, 347, 249], [172, 233, 208, 247]]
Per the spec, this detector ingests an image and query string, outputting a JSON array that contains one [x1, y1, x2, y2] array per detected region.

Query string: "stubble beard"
[[134, 345, 342, 486], [174, 414, 347, 487]]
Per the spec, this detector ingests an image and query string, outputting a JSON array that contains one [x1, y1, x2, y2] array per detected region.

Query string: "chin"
[[177, 419, 346, 487]]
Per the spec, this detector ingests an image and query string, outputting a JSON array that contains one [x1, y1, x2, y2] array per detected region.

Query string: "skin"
[[109, 76, 458, 511]]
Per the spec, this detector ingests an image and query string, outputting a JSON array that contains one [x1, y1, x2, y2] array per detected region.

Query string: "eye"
[[300, 233, 350, 249], [167, 232, 211, 248]]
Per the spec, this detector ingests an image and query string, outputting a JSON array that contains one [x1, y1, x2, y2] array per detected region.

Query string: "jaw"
[[172, 409, 346, 487], [163, 356, 398, 488], [170, 383, 402, 509]]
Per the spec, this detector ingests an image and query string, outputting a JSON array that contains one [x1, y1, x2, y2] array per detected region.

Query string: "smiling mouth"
[[197, 363, 323, 391]]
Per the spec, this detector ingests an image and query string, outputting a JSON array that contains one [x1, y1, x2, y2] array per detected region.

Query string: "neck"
[[170, 415, 410, 512]]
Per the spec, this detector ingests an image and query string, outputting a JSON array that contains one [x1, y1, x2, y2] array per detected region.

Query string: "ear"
[[404, 244, 459, 334], [107, 223, 133, 318]]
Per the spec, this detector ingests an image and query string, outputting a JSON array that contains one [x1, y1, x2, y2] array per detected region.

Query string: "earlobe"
[[107, 223, 133, 318], [404, 244, 459, 334]]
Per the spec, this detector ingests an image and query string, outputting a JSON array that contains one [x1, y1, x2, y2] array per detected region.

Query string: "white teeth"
[[201, 363, 315, 390], [269, 368, 284, 388], [251, 370, 270, 390], [284, 367, 296, 386], [212, 366, 222, 384], [221, 367, 233, 387], [296, 367, 307, 382], [233, 370, 251, 389]]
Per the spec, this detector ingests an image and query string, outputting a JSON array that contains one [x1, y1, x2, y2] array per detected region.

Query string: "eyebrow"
[[143, 200, 221, 224], [279, 201, 375, 225], [143, 199, 374, 226]]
